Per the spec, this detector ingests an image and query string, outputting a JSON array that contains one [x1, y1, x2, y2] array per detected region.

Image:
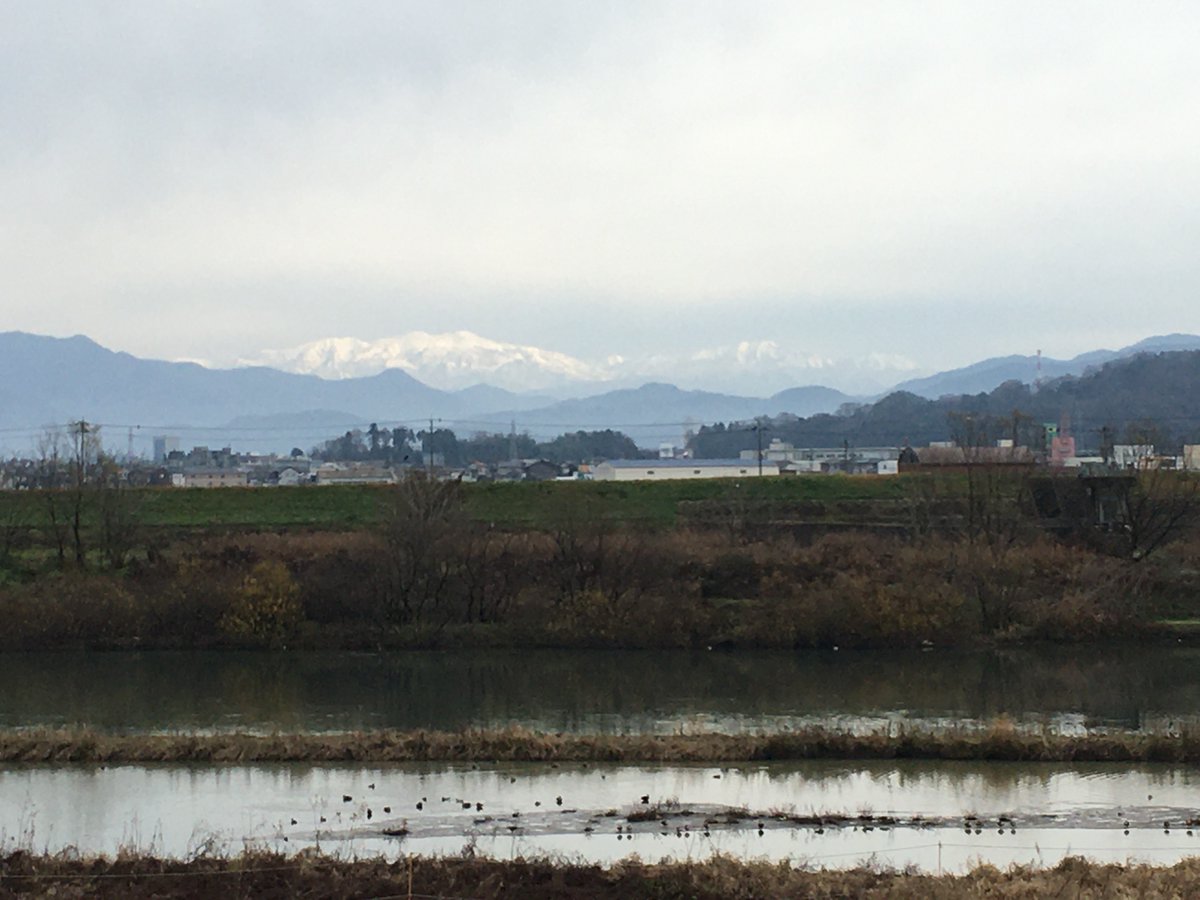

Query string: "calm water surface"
[[2, 646, 1199, 734], [4, 761, 1200, 871]]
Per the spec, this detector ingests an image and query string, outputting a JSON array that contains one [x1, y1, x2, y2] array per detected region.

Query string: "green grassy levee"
[[0, 474, 927, 532]]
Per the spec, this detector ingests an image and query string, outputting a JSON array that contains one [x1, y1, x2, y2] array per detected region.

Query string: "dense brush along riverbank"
[[2, 524, 1200, 651]]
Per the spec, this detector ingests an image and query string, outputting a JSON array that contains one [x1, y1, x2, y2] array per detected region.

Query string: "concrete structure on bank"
[[592, 459, 778, 481]]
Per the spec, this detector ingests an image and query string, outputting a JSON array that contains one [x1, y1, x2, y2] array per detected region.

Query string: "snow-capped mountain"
[[244, 331, 611, 393], [627, 341, 922, 395], [244, 332, 924, 396]]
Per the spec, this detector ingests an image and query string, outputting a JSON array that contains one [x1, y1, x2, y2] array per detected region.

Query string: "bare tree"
[[946, 411, 1038, 632], [545, 491, 649, 619], [31, 422, 131, 568], [948, 412, 1036, 556], [457, 527, 523, 624], [95, 456, 142, 569], [33, 428, 70, 566], [1118, 469, 1200, 561], [378, 472, 467, 627], [0, 461, 28, 568]]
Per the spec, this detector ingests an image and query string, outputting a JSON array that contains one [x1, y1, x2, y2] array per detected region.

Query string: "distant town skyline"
[[2, 3, 1198, 372]]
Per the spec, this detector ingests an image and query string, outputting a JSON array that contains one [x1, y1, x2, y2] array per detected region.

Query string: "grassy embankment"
[[0, 474, 916, 531], [7, 722, 1200, 764], [3, 852, 1200, 899]]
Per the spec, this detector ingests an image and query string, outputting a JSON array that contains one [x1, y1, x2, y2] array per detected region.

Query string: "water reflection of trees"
[[4, 646, 1200, 733]]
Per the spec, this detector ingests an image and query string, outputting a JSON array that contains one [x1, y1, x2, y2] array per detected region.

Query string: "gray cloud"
[[2, 2, 1198, 372]]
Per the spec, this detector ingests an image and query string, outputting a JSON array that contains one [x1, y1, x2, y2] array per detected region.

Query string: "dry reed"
[[3, 723, 1200, 764], [4, 850, 1200, 899]]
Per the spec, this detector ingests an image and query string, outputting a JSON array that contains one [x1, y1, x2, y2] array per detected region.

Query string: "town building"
[[1185, 445, 1200, 471], [314, 463, 396, 485], [182, 469, 247, 488], [592, 459, 779, 481], [1113, 445, 1156, 469], [152, 435, 180, 462]]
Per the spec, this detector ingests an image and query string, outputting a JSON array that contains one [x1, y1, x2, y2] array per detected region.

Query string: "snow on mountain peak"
[[242, 331, 612, 392], [241, 332, 925, 396]]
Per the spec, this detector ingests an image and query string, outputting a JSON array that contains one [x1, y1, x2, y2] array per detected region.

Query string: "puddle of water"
[[4, 761, 1200, 871]]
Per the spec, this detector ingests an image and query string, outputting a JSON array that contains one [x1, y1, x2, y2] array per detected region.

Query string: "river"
[[2, 645, 1197, 735], [5, 645, 1200, 872], [3, 760, 1199, 871]]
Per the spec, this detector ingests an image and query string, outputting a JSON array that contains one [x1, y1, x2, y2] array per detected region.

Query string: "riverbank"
[[3, 850, 1200, 898], [4, 526, 1198, 651], [7, 724, 1200, 764], [3, 470, 1198, 651]]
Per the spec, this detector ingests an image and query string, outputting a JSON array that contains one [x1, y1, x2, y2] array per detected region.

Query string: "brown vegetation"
[[0, 525, 1186, 650], [4, 851, 1200, 899], [6, 722, 1200, 764], [1, 472, 1198, 651]]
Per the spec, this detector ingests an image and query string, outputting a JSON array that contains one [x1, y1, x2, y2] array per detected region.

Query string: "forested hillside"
[[690, 351, 1200, 456]]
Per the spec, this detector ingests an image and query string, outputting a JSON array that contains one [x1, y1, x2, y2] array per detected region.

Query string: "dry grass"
[[4, 850, 1200, 899], [4, 723, 1200, 765]]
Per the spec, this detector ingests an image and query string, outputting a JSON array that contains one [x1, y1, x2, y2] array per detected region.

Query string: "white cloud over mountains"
[[2, 3, 1198, 368]]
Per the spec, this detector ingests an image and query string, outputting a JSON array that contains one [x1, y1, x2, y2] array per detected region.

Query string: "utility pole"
[[426, 417, 441, 473], [69, 419, 91, 479], [1100, 425, 1114, 467], [756, 423, 764, 476], [67, 419, 92, 567]]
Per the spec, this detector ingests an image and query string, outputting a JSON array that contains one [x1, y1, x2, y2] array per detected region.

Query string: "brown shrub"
[[218, 559, 303, 647]]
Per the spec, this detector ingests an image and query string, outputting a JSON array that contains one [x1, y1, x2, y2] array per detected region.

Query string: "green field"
[[0, 474, 924, 532]]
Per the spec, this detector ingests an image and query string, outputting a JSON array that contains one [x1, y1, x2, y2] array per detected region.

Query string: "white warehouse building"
[[592, 459, 780, 481]]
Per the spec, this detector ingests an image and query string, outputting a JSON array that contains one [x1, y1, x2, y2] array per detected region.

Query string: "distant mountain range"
[[243, 331, 921, 396], [892, 334, 1200, 398], [466, 383, 855, 445], [692, 348, 1200, 456], [1, 330, 1197, 455], [246, 329, 1200, 401], [0, 332, 548, 455]]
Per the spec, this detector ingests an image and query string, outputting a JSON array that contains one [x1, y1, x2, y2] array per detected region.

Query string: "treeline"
[[2, 472, 1199, 651], [691, 350, 1200, 457], [313, 427, 646, 465]]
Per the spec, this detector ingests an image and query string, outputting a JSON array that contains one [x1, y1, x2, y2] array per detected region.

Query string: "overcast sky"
[[3, 1, 1198, 373]]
